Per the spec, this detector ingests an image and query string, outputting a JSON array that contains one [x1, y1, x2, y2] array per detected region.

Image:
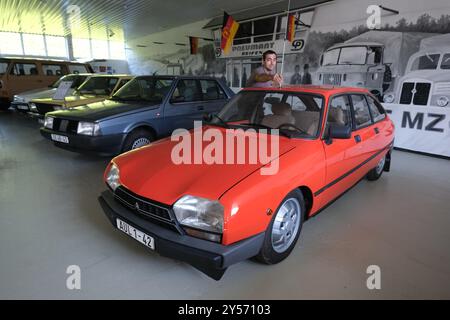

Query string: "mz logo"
[[291, 39, 305, 51]]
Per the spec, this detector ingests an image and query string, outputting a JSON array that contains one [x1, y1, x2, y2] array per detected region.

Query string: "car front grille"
[[52, 118, 78, 134], [35, 103, 57, 115], [399, 82, 431, 106], [114, 186, 181, 233], [323, 73, 342, 86]]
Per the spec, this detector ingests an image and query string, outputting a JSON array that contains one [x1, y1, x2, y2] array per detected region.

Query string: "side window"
[[288, 95, 307, 111], [68, 64, 88, 74], [366, 95, 386, 122], [11, 63, 38, 76], [108, 78, 119, 92], [43, 64, 64, 76], [351, 95, 372, 128], [327, 95, 351, 127], [172, 79, 202, 103], [115, 79, 129, 92], [200, 80, 226, 100]]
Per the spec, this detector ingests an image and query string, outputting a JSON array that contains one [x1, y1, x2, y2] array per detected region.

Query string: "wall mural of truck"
[[315, 31, 439, 101], [384, 34, 450, 107]]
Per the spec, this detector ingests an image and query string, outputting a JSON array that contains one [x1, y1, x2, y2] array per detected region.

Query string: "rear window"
[[0, 62, 9, 75], [42, 64, 64, 76], [52, 75, 88, 89], [11, 63, 38, 76]]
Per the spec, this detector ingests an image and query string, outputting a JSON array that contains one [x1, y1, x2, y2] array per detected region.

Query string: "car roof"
[[134, 75, 222, 80], [327, 42, 384, 50], [88, 74, 133, 79], [242, 85, 370, 96]]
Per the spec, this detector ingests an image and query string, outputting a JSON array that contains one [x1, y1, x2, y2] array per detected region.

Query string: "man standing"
[[290, 64, 302, 84], [302, 63, 312, 85], [246, 50, 283, 87]]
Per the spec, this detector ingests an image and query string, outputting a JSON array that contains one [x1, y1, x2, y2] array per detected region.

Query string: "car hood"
[[16, 88, 61, 102], [398, 70, 450, 83], [32, 94, 107, 107], [48, 99, 161, 121], [113, 127, 296, 205]]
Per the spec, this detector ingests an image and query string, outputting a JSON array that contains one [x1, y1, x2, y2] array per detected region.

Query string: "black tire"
[[367, 154, 386, 181], [255, 189, 305, 265], [0, 102, 10, 111], [121, 128, 155, 153]]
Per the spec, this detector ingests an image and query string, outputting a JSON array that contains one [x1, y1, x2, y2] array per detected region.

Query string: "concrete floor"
[[1, 110, 450, 299]]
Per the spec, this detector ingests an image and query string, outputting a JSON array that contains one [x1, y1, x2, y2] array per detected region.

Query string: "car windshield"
[[213, 90, 324, 138], [338, 46, 367, 65], [0, 61, 9, 75], [76, 76, 119, 95], [111, 77, 174, 103], [51, 75, 88, 89], [322, 46, 368, 66], [440, 53, 450, 70], [411, 53, 440, 71], [322, 48, 340, 66]]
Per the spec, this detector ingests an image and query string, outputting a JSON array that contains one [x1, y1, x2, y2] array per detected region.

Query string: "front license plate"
[[51, 134, 69, 144], [17, 104, 29, 110], [116, 218, 155, 250]]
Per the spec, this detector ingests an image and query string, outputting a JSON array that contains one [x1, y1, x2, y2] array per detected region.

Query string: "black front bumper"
[[40, 128, 126, 156], [98, 190, 265, 280]]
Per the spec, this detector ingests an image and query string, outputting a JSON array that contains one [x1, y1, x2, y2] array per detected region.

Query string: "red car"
[[98, 85, 395, 280]]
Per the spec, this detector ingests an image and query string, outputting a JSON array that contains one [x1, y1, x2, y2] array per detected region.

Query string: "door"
[[322, 95, 357, 196], [163, 79, 206, 135], [198, 79, 229, 115], [8, 61, 44, 96]]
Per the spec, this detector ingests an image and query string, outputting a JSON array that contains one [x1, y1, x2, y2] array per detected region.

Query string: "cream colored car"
[[30, 74, 133, 117]]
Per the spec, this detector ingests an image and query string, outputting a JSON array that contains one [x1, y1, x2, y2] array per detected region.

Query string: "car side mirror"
[[203, 113, 212, 122], [330, 124, 351, 139], [326, 124, 351, 144], [171, 96, 185, 103]]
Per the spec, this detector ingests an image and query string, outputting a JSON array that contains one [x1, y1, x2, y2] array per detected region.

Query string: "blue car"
[[40, 75, 234, 155]]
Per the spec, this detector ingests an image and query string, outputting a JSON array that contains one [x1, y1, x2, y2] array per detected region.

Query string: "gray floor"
[[1, 111, 450, 300]]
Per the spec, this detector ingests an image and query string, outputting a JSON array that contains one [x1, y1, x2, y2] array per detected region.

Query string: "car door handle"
[[374, 127, 380, 134], [197, 106, 204, 111], [354, 135, 362, 143]]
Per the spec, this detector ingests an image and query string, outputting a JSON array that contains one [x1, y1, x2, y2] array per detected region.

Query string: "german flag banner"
[[286, 14, 296, 43], [189, 36, 199, 54], [221, 12, 239, 54]]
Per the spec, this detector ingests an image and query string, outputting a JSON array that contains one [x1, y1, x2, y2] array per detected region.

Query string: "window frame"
[[171, 78, 204, 104], [10, 62, 40, 76], [365, 94, 386, 124]]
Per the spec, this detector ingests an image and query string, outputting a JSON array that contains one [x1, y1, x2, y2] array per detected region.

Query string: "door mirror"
[[171, 95, 185, 103], [203, 113, 212, 122], [329, 123, 351, 139]]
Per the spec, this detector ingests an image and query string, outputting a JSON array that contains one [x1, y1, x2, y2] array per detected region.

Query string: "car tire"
[[255, 189, 305, 265], [367, 154, 386, 181], [122, 128, 155, 153]]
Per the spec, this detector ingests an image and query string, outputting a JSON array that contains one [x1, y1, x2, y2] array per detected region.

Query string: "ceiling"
[[0, 0, 331, 42]]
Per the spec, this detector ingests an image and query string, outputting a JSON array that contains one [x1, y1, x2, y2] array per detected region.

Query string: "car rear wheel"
[[367, 154, 386, 181], [255, 189, 305, 265], [122, 129, 155, 153]]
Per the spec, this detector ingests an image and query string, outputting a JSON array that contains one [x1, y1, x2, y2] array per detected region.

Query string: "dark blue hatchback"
[[40, 75, 234, 155]]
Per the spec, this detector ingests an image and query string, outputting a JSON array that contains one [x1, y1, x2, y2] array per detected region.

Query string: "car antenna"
[[279, 0, 291, 88]]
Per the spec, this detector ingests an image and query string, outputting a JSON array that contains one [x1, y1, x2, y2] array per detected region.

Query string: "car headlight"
[[174, 195, 224, 242], [44, 116, 54, 129], [77, 122, 100, 136], [106, 163, 121, 191], [29, 103, 37, 112], [437, 96, 449, 107], [384, 93, 395, 103]]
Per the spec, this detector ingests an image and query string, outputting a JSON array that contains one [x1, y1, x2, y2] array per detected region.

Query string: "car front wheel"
[[122, 129, 155, 153], [255, 189, 305, 264]]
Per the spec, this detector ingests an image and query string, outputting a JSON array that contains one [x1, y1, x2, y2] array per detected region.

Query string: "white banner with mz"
[[383, 103, 450, 157]]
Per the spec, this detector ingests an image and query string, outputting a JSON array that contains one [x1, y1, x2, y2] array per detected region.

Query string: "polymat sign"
[[216, 38, 306, 58]]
